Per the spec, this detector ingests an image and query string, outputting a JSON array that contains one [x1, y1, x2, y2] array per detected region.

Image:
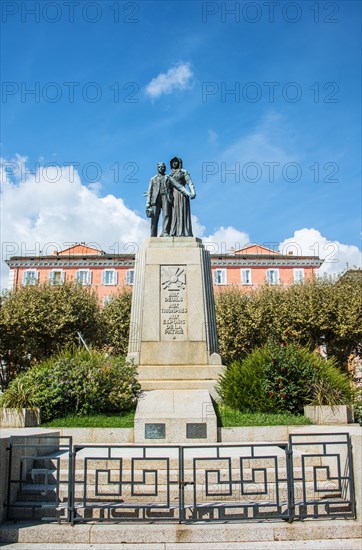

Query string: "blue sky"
[[1, 0, 361, 288]]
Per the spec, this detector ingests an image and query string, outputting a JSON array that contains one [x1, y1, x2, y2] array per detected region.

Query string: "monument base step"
[[139, 379, 219, 397], [1, 519, 361, 545], [134, 389, 217, 443], [137, 365, 223, 379]]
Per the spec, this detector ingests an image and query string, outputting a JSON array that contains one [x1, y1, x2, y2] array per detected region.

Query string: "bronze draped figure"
[[145, 157, 196, 238]]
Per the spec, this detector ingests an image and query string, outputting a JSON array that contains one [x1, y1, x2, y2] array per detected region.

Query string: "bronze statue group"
[[145, 157, 196, 238]]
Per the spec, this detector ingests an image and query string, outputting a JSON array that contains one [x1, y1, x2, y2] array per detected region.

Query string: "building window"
[[126, 269, 134, 285], [266, 269, 280, 285], [294, 268, 305, 283], [76, 269, 92, 285], [8, 269, 15, 290], [241, 269, 252, 285], [102, 269, 117, 286], [103, 295, 113, 306], [49, 270, 65, 285], [22, 270, 38, 285], [214, 269, 227, 285]]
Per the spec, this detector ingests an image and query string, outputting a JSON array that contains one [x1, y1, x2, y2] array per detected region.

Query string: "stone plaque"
[[186, 423, 207, 439], [145, 423, 166, 439], [160, 266, 187, 341]]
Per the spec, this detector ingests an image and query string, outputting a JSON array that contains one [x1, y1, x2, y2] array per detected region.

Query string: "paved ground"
[[1, 541, 362, 549]]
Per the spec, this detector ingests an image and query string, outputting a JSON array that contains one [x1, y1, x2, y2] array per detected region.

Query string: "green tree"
[[101, 289, 133, 356], [0, 283, 104, 389], [215, 278, 362, 369]]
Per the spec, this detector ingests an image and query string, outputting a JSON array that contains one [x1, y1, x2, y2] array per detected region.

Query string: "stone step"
[[55, 466, 328, 484], [140, 380, 219, 392], [17, 484, 58, 502], [13, 474, 343, 506], [137, 366, 222, 380], [15, 478, 332, 504], [6, 502, 66, 521], [1, 520, 361, 545], [33, 446, 324, 469]]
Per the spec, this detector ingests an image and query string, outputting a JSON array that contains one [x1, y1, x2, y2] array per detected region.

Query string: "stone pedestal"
[[134, 390, 217, 444], [128, 237, 223, 443], [127, 237, 223, 395]]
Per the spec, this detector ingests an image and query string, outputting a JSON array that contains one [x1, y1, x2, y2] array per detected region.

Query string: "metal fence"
[[5, 433, 355, 523]]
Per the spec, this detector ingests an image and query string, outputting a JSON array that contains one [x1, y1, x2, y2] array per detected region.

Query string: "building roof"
[[56, 243, 104, 256], [5, 242, 324, 269], [233, 244, 280, 255]]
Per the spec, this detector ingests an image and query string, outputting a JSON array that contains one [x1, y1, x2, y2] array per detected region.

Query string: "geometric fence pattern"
[[288, 433, 356, 521], [6, 433, 355, 523]]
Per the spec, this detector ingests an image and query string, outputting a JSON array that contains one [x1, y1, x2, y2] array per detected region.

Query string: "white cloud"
[[0, 157, 149, 291], [0, 155, 249, 291], [190, 215, 250, 253], [2, 158, 359, 291], [202, 226, 250, 254], [145, 62, 193, 99], [280, 228, 361, 277]]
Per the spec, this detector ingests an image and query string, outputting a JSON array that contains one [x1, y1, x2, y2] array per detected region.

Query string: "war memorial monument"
[[128, 157, 223, 443]]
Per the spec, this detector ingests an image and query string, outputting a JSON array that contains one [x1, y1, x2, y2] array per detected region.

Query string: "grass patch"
[[215, 404, 313, 427], [41, 410, 135, 428], [41, 407, 312, 429]]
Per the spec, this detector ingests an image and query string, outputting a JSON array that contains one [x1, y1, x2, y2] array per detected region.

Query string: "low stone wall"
[[0, 409, 40, 428], [57, 427, 134, 445], [304, 405, 353, 424], [220, 423, 361, 442]]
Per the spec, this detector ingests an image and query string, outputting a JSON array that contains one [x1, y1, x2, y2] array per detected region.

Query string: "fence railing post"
[[286, 438, 295, 523], [179, 446, 185, 522], [68, 437, 74, 525]]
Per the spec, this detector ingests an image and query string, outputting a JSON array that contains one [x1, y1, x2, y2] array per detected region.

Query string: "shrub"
[[307, 358, 354, 407], [354, 399, 362, 425], [0, 348, 141, 422], [217, 347, 278, 413], [218, 341, 353, 415], [261, 342, 320, 414], [0, 377, 36, 410]]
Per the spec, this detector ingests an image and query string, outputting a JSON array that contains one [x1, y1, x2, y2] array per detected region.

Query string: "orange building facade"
[[6, 243, 323, 304]]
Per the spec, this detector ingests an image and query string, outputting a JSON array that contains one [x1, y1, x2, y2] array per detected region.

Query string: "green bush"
[[217, 347, 278, 413], [261, 342, 320, 413], [307, 358, 354, 407], [218, 341, 353, 415], [353, 399, 362, 425], [0, 377, 36, 410], [0, 348, 141, 422]]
